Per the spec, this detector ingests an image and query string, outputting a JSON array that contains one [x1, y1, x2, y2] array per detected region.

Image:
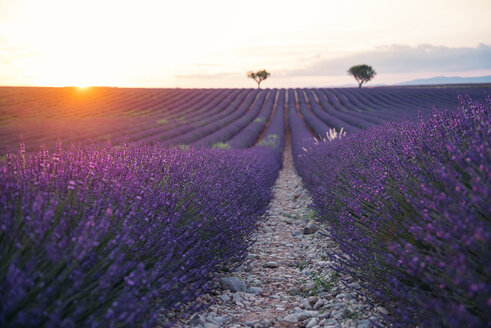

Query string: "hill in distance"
[[398, 75, 491, 85]]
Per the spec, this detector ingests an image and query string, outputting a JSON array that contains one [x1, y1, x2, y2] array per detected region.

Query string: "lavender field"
[[0, 86, 489, 154], [0, 85, 490, 327]]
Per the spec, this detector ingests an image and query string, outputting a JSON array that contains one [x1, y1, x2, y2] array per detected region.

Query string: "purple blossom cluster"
[[0, 141, 281, 327], [294, 96, 490, 327]]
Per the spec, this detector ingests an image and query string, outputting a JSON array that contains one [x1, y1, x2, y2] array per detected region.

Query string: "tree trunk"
[[358, 81, 363, 88], [257, 81, 261, 89]]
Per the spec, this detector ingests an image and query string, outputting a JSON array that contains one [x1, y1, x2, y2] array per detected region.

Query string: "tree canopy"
[[247, 70, 270, 89], [347, 65, 376, 88]]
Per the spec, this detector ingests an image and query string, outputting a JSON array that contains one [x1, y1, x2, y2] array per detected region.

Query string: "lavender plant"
[[0, 141, 281, 327], [294, 96, 490, 327]]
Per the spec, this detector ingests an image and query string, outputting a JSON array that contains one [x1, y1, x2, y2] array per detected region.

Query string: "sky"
[[0, 0, 490, 88]]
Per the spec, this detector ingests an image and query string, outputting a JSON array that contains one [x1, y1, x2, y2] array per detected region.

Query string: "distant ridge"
[[398, 75, 491, 85]]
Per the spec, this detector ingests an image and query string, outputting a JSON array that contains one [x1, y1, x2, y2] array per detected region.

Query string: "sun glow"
[[33, 69, 115, 88], [35, 76, 96, 88]]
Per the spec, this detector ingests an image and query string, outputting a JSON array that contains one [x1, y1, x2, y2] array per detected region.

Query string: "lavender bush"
[[0, 141, 281, 327], [295, 96, 490, 327]]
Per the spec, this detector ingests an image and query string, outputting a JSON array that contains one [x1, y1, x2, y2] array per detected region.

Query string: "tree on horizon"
[[247, 70, 270, 89], [347, 65, 376, 88]]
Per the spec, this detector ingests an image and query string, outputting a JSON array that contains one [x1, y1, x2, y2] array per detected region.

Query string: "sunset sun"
[[75, 83, 92, 89]]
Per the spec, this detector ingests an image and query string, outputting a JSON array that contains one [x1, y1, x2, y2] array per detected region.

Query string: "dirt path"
[[170, 136, 387, 328]]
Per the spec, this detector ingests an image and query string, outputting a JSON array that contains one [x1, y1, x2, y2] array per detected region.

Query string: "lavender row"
[[228, 89, 277, 149], [0, 88, 208, 154], [0, 142, 281, 327], [161, 90, 258, 146], [343, 88, 411, 120], [299, 89, 358, 134], [313, 87, 490, 129], [331, 89, 389, 124], [255, 89, 286, 153], [317, 89, 376, 129], [128, 91, 238, 143], [173, 89, 244, 129], [287, 90, 315, 166], [92, 89, 229, 147], [295, 89, 332, 138], [310, 89, 361, 133], [192, 90, 268, 148], [293, 96, 490, 327], [147, 89, 249, 144]]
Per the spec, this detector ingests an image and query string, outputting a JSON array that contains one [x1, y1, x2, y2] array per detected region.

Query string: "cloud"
[[282, 43, 491, 77]]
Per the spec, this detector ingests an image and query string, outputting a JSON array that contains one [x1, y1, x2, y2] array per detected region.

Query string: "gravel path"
[[170, 137, 388, 328]]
